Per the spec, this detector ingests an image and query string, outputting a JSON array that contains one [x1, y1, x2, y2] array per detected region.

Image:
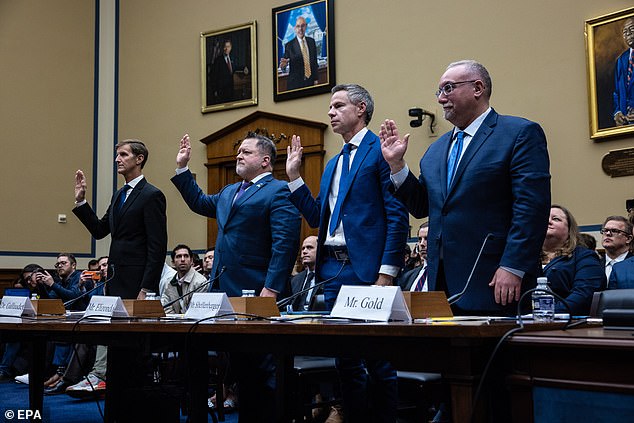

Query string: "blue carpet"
[[0, 381, 238, 423]]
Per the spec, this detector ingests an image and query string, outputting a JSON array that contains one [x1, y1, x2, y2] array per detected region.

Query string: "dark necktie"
[[234, 181, 253, 204], [628, 51, 633, 84], [414, 265, 428, 292], [116, 184, 131, 214], [303, 271, 315, 307], [447, 131, 464, 189], [329, 143, 353, 235]]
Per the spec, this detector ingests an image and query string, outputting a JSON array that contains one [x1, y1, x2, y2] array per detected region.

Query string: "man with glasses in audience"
[[600, 216, 633, 284], [380, 59, 551, 316]]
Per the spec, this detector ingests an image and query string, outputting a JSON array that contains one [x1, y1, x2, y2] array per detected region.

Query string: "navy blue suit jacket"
[[609, 256, 634, 290], [394, 109, 551, 314], [613, 49, 634, 118], [542, 246, 605, 315], [289, 130, 409, 283], [283, 36, 319, 90], [171, 170, 301, 297]]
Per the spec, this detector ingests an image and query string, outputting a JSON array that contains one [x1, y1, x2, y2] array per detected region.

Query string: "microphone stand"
[[447, 233, 493, 305], [162, 266, 226, 310]]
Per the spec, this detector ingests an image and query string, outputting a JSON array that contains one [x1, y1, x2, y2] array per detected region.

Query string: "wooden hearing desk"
[[0, 316, 541, 422]]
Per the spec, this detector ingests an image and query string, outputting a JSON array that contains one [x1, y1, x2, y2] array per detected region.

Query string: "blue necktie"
[[329, 143, 352, 235], [447, 131, 464, 189], [116, 184, 131, 214]]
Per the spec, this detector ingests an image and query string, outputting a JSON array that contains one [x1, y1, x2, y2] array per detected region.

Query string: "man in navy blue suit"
[[172, 133, 300, 423], [381, 60, 551, 316], [286, 84, 409, 422], [613, 17, 634, 126]]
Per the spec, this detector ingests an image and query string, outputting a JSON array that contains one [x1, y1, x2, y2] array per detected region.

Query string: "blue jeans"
[[0, 343, 21, 376], [319, 256, 398, 422]]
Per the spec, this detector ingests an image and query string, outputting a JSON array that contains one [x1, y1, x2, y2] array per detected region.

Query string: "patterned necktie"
[[329, 143, 353, 235], [234, 181, 253, 204], [116, 184, 131, 214], [627, 51, 634, 84], [447, 131, 464, 189], [414, 265, 428, 292], [226, 56, 232, 73], [300, 39, 310, 79]]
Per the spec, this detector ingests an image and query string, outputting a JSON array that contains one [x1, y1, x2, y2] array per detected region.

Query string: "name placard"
[[331, 285, 411, 322], [84, 296, 129, 318], [0, 296, 36, 317], [184, 293, 234, 320]]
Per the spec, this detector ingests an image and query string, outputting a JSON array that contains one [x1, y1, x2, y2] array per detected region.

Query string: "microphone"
[[276, 261, 347, 309], [63, 265, 115, 308], [162, 266, 226, 310], [448, 233, 493, 306]]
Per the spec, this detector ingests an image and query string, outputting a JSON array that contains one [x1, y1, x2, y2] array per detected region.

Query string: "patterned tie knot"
[[241, 181, 252, 190], [342, 143, 353, 154]]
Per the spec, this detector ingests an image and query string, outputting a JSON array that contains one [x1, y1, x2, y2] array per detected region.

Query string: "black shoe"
[[44, 379, 71, 395]]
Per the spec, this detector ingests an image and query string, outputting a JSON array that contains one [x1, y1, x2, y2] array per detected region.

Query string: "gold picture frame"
[[585, 7, 634, 139], [201, 21, 257, 113]]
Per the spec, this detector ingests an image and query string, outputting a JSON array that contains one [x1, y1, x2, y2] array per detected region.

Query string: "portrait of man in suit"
[[381, 59, 551, 316], [213, 40, 236, 103], [279, 16, 319, 91], [613, 17, 634, 126], [73, 140, 167, 300]]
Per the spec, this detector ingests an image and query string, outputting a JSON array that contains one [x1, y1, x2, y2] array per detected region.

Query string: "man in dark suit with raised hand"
[[381, 59, 551, 316], [286, 84, 409, 422], [171, 133, 300, 423], [74, 139, 167, 300]]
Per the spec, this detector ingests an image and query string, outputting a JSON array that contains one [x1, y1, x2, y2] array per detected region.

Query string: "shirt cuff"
[[175, 166, 189, 175], [288, 177, 305, 193], [390, 164, 410, 190], [379, 265, 400, 278], [500, 266, 525, 279], [74, 200, 87, 208]]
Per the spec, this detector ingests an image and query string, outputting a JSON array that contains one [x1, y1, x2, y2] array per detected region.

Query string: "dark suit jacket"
[[542, 246, 605, 315], [73, 178, 167, 299], [290, 269, 315, 310], [213, 54, 234, 102], [171, 170, 301, 297], [283, 36, 319, 90], [398, 263, 425, 291], [290, 130, 409, 283], [394, 109, 551, 314], [609, 255, 634, 290]]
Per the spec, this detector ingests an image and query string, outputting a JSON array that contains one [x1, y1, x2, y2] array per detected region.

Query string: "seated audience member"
[[290, 235, 319, 311], [540, 205, 605, 315], [578, 233, 597, 252], [201, 248, 215, 280], [45, 256, 110, 395], [399, 223, 429, 292], [34, 253, 85, 310], [158, 262, 177, 297], [65, 257, 109, 398], [609, 256, 634, 289], [161, 244, 208, 314], [600, 215, 633, 284], [0, 264, 45, 381]]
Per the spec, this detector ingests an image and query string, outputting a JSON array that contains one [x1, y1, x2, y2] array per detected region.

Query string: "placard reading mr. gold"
[[331, 285, 411, 322]]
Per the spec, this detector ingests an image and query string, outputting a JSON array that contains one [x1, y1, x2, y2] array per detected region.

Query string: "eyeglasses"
[[54, 261, 69, 268], [435, 80, 478, 97], [600, 228, 631, 237]]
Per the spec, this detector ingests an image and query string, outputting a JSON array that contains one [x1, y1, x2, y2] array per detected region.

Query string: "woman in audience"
[[540, 205, 606, 315]]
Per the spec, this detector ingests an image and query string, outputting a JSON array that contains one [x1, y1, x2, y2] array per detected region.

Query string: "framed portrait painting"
[[272, 0, 335, 102], [201, 21, 257, 113], [586, 7, 634, 139]]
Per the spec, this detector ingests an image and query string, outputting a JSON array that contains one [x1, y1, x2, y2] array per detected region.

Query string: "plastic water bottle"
[[145, 292, 157, 301], [31, 293, 38, 301], [532, 277, 555, 322]]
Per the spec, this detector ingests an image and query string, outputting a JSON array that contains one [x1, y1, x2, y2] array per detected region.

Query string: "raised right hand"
[[286, 135, 303, 181], [379, 119, 410, 173], [176, 134, 192, 168], [75, 170, 87, 202]]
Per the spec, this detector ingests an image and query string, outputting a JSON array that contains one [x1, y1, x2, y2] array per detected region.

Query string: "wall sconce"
[[408, 108, 435, 133]]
